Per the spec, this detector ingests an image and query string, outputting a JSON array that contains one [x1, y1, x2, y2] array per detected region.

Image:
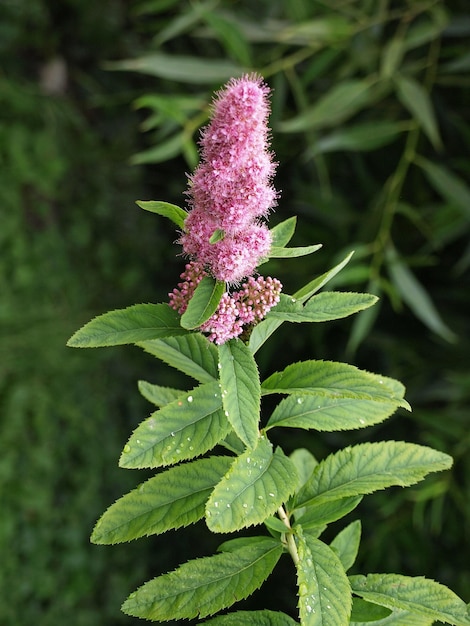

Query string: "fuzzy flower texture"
[[169, 75, 282, 344]]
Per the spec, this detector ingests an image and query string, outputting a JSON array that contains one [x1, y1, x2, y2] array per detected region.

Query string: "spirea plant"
[[68, 76, 470, 625]]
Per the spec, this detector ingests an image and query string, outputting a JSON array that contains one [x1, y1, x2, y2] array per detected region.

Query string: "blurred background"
[[1, 0, 469, 624]]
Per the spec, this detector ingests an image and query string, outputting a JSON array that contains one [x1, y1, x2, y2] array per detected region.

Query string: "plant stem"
[[278, 505, 299, 565]]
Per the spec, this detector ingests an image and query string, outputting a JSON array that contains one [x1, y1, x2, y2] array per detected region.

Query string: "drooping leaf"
[[295, 496, 362, 529], [268, 243, 322, 258], [261, 360, 410, 411], [294, 441, 453, 509], [201, 609, 298, 625], [350, 598, 392, 622], [206, 436, 298, 533], [296, 526, 352, 625], [307, 121, 405, 156], [293, 251, 355, 303], [330, 520, 361, 572], [218, 339, 261, 449], [386, 248, 456, 342], [181, 276, 225, 330], [120, 381, 231, 469], [67, 303, 186, 348], [122, 538, 283, 621], [138, 333, 219, 383], [395, 75, 442, 150], [135, 200, 187, 228], [350, 574, 470, 626], [266, 392, 400, 432], [279, 80, 373, 133], [91, 456, 233, 544], [417, 157, 470, 219], [270, 216, 297, 248], [137, 380, 184, 407]]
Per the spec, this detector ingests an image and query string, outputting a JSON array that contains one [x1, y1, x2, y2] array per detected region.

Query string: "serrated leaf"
[[122, 538, 283, 621], [270, 216, 297, 248], [137, 380, 184, 407], [352, 608, 434, 625], [202, 609, 299, 625], [395, 75, 442, 150], [67, 303, 186, 348], [289, 448, 318, 489], [266, 392, 400, 432], [135, 200, 187, 228], [120, 381, 231, 469], [267, 292, 377, 324], [293, 251, 355, 303], [330, 520, 361, 571], [206, 436, 298, 533], [268, 243, 322, 258], [296, 527, 352, 625], [181, 276, 225, 330], [279, 80, 373, 133], [387, 248, 456, 343], [219, 339, 261, 448], [349, 574, 470, 626], [138, 333, 219, 383], [294, 441, 453, 509], [350, 598, 392, 622], [295, 496, 362, 529], [91, 456, 233, 544], [261, 360, 410, 411]]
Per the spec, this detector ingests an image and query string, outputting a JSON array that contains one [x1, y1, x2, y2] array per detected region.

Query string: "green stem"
[[278, 505, 299, 565]]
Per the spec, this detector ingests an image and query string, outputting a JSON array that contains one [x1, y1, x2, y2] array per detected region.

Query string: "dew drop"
[[171, 431, 175, 437], [187, 437, 191, 441], [224, 411, 229, 417], [176, 448, 181, 454], [257, 495, 264, 500], [359, 418, 365, 424], [242, 503, 248, 508], [136, 439, 141, 445], [306, 605, 312, 613], [297, 397, 304, 404], [189, 446, 194, 451], [306, 558, 312, 567], [214, 502, 219, 508], [187, 395, 193, 403], [226, 503, 231, 508], [269, 492, 275, 497], [123, 444, 131, 453], [246, 457, 251, 464]]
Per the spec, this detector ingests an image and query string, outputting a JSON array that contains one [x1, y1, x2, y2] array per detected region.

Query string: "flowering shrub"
[[68, 76, 469, 625]]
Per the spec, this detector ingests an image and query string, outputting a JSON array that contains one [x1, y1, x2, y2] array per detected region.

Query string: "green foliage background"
[[1, 0, 468, 624]]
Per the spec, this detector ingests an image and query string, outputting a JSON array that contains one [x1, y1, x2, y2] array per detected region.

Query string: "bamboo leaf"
[[350, 574, 470, 626], [137, 381, 184, 407], [417, 158, 470, 219], [218, 339, 261, 448], [206, 436, 298, 533], [120, 381, 231, 469], [136, 200, 187, 228], [181, 276, 225, 330], [67, 303, 186, 348], [307, 122, 405, 156], [395, 75, 442, 149], [294, 441, 453, 509], [262, 360, 410, 411], [122, 538, 283, 621], [296, 526, 352, 625], [91, 456, 233, 544], [138, 333, 219, 383]]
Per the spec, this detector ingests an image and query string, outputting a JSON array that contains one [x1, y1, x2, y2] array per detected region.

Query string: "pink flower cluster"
[[180, 74, 278, 284], [169, 262, 282, 345]]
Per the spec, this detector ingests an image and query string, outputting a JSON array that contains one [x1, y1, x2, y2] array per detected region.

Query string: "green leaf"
[[135, 200, 187, 228], [295, 496, 362, 529], [138, 333, 219, 383], [270, 217, 297, 248], [386, 248, 456, 342], [266, 392, 400, 432], [279, 80, 374, 133], [350, 598, 392, 622], [137, 380, 184, 407], [268, 243, 322, 258], [106, 53, 244, 84], [67, 303, 186, 348], [330, 520, 361, 572], [91, 456, 233, 544], [202, 609, 298, 625], [181, 276, 225, 330], [293, 251, 355, 303], [294, 441, 453, 509], [122, 538, 283, 621], [206, 436, 298, 533], [289, 448, 318, 489], [209, 228, 225, 243], [248, 315, 286, 355], [307, 122, 405, 157], [120, 381, 231, 469], [417, 158, 470, 219], [218, 339, 261, 449], [268, 291, 378, 323], [349, 574, 470, 626], [395, 75, 442, 149], [296, 526, 352, 625], [262, 360, 410, 411]]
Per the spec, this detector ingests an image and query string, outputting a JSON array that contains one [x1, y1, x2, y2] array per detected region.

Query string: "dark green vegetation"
[[1, 1, 468, 624]]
